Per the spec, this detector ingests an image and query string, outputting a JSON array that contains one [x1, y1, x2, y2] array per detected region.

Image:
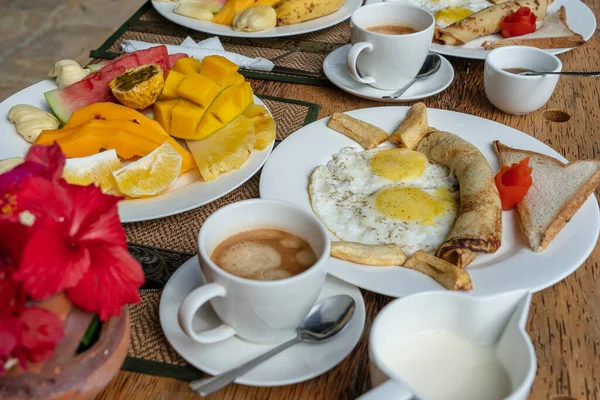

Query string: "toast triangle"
[[493, 141, 600, 252]]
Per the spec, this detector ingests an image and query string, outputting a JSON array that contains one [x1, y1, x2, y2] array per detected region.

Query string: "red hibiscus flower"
[[0, 144, 144, 374]]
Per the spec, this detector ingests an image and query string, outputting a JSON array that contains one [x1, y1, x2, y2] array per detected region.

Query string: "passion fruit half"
[[109, 64, 165, 109]]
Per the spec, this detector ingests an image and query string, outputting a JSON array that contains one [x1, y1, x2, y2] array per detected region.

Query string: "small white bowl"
[[484, 46, 562, 115]]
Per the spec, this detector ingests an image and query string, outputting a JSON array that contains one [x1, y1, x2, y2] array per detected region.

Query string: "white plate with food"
[[323, 45, 455, 102], [376, 0, 595, 60], [0, 51, 276, 223], [152, 0, 363, 39], [259, 105, 600, 297]]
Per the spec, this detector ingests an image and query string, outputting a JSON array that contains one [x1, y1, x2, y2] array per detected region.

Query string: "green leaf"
[[78, 315, 100, 351]]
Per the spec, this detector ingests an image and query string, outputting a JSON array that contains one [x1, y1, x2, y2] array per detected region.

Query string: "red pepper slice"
[[495, 157, 533, 210], [499, 7, 537, 38]]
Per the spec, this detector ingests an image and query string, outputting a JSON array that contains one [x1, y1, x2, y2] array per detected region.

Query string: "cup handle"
[[178, 283, 237, 344], [346, 42, 376, 85], [356, 380, 414, 400]]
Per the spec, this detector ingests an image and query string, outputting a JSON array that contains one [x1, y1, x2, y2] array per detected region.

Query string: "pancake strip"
[[416, 129, 502, 267], [434, 0, 553, 45]]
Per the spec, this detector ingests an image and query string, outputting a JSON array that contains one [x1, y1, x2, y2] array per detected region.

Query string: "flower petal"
[[19, 306, 64, 353], [67, 245, 144, 321], [13, 177, 72, 224], [24, 144, 65, 183], [14, 221, 90, 299], [64, 184, 125, 246], [0, 144, 65, 193], [0, 316, 20, 358]]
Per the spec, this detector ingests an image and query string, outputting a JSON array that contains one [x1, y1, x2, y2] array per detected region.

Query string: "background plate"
[[429, 0, 596, 60], [152, 0, 362, 39], [259, 106, 600, 297]]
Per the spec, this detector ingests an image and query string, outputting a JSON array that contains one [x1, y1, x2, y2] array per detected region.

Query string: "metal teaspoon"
[[383, 53, 442, 100], [189, 294, 357, 397]]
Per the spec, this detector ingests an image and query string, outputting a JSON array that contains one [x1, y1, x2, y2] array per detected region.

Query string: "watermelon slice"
[[46, 46, 172, 123], [169, 53, 188, 66], [88, 52, 188, 72]]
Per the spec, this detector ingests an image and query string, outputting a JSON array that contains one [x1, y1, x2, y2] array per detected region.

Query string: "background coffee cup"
[[358, 290, 536, 400], [484, 46, 562, 115], [346, 3, 435, 90], [178, 199, 330, 344]]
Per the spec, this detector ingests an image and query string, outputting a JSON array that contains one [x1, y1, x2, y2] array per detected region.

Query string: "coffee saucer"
[[323, 44, 455, 102], [159, 256, 366, 386]]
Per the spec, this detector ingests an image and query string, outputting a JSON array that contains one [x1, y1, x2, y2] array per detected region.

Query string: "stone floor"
[[0, 0, 146, 101]]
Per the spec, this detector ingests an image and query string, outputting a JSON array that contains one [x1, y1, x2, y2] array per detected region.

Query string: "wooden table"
[[97, 15, 600, 400]]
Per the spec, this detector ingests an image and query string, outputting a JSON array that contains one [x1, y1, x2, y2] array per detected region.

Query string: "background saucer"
[[323, 45, 454, 102], [159, 257, 366, 386]]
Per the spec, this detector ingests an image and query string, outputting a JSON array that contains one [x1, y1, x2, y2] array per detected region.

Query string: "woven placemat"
[[90, 1, 359, 86], [122, 95, 321, 381]]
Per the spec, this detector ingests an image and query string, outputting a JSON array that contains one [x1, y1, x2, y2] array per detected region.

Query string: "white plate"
[[323, 45, 454, 102], [430, 0, 597, 60], [259, 107, 600, 297], [0, 80, 273, 223], [159, 256, 366, 386], [152, 0, 363, 39]]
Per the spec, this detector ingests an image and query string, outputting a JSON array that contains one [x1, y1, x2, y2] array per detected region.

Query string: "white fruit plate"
[[0, 79, 273, 223]]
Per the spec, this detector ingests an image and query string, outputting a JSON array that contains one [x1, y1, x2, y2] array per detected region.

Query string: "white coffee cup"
[[484, 46, 562, 115], [358, 290, 537, 400], [178, 199, 330, 344], [346, 2, 435, 90]]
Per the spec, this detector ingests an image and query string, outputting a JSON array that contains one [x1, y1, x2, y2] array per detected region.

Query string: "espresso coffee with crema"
[[367, 25, 417, 35], [503, 68, 536, 74], [211, 229, 317, 281]]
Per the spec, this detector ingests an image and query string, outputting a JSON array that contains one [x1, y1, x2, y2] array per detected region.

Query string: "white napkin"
[[120, 36, 275, 71]]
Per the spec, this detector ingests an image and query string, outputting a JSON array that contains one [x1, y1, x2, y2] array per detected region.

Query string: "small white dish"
[[485, 46, 561, 115], [324, 45, 454, 102], [159, 256, 366, 386]]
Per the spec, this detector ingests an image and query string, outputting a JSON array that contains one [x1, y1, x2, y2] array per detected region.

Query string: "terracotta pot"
[[0, 294, 130, 400]]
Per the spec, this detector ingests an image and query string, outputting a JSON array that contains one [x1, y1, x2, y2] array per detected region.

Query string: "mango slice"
[[170, 99, 206, 140], [159, 70, 186, 100], [172, 57, 202, 75], [198, 55, 243, 87], [153, 99, 179, 133], [194, 113, 224, 141], [177, 72, 223, 108], [192, 82, 253, 140]]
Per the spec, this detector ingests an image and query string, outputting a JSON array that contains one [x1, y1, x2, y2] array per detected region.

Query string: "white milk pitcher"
[[358, 290, 536, 400]]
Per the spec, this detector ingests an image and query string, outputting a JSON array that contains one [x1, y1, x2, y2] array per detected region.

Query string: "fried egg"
[[398, 0, 492, 27], [309, 147, 460, 256]]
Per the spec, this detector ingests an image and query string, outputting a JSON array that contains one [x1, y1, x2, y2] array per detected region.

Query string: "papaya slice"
[[37, 119, 195, 173], [62, 102, 168, 136]]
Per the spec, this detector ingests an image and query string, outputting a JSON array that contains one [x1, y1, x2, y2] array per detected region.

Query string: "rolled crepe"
[[416, 129, 502, 267], [434, 0, 553, 45]]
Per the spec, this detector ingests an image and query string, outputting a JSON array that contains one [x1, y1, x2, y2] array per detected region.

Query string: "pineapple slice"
[[243, 104, 276, 150], [186, 115, 255, 182]]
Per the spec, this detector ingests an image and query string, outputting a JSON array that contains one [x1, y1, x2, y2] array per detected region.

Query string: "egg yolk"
[[435, 7, 474, 25], [375, 186, 456, 225], [370, 149, 428, 182]]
